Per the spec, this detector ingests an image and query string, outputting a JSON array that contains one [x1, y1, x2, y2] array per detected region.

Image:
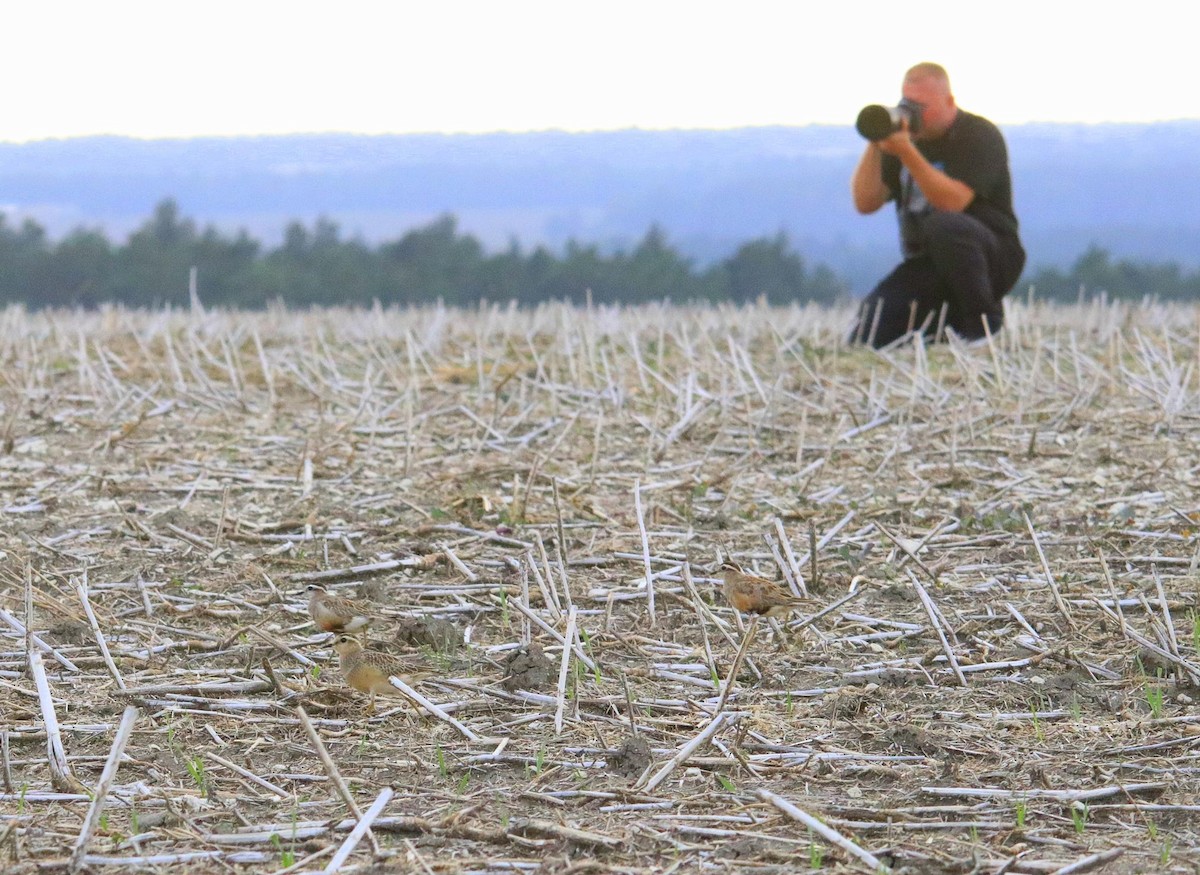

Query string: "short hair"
[[905, 62, 951, 91]]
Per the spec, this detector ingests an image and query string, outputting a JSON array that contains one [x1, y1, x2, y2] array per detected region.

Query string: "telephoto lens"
[[855, 100, 923, 141], [856, 105, 899, 141]]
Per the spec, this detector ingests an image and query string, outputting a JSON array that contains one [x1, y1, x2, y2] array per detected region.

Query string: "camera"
[[855, 98, 924, 141]]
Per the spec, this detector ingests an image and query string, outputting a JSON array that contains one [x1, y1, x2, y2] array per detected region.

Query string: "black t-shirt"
[[881, 110, 1021, 257]]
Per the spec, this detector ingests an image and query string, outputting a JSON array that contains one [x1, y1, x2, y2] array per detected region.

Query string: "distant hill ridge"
[[2, 122, 1198, 293]]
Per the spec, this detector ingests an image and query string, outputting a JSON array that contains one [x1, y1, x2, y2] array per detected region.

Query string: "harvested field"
[[1, 298, 1199, 874]]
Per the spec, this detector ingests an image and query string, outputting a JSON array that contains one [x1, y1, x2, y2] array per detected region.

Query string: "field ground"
[[1, 299, 1199, 874]]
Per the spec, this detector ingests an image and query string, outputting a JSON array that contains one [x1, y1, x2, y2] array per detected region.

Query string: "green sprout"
[[1030, 704, 1045, 742], [1145, 683, 1165, 718], [808, 834, 824, 868], [186, 757, 207, 796], [579, 627, 602, 682], [1070, 802, 1088, 835], [269, 833, 295, 868]]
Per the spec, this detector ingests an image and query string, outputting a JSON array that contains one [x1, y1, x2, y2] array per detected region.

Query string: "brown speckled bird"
[[331, 634, 411, 713], [307, 585, 372, 633], [721, 562, 810, 619]]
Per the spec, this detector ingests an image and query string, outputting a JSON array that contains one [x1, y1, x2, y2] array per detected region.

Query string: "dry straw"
[[1, 297, 1198, 873]]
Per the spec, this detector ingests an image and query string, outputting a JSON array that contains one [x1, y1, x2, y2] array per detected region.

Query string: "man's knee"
[[920, 211, 1001, 287], [921, 210, 989, 248]]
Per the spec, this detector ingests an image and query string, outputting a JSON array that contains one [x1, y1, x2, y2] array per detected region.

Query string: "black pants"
[[850, 211, 1026, 348]]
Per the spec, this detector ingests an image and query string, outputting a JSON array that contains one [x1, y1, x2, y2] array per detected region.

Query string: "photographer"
[[849, 63, 1025, 347]]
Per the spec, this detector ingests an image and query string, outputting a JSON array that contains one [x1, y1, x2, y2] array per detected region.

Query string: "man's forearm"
[[896, 144, 974, 212], [851, 144, 889, 214]]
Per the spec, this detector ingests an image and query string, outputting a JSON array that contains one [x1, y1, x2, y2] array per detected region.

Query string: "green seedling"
[[579, 627, 602, 682], [186, 756, 207, 796], [1145, 683, 1165, 718], [716, 774, 736, 792], [1070, 802, 1088, 835], [436, 746, 448, 779], [808, 835, 824, 868], [1014, 799, 1027, 830], [422, 645, 454, 673], [269, 833, 295, 868]]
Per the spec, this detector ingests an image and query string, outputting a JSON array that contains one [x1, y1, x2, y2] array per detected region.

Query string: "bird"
[[331, 634, 412, 713], [306, 584, 372, 633], [720, 562, 810, 619]]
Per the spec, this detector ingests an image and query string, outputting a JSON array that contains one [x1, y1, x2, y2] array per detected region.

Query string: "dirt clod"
[[502, 642, 554, 691], [606, 734, 652, 778], [393, 616, 464, 652]]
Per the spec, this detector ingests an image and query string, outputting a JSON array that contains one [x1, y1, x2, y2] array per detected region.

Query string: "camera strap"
[[898, 169, 929, 257]]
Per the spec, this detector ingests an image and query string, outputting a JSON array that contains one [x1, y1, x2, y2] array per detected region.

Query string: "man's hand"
[[880, 118, 975, 212], [876, 118, 916, 158]]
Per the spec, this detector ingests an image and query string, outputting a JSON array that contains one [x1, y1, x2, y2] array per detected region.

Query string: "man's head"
[[902, 62, 957, 140]]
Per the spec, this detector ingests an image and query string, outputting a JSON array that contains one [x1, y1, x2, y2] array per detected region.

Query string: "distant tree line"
[[3, 200, 1197, 308], [1025, 245, 1200, 302], [0, 199, 848, 308]]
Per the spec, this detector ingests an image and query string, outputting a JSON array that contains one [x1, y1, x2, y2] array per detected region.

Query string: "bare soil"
[[1, 299, 1198, 874]]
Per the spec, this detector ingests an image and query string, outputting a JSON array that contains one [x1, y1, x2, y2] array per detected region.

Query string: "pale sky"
[[3, 1, 1195, 142]]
